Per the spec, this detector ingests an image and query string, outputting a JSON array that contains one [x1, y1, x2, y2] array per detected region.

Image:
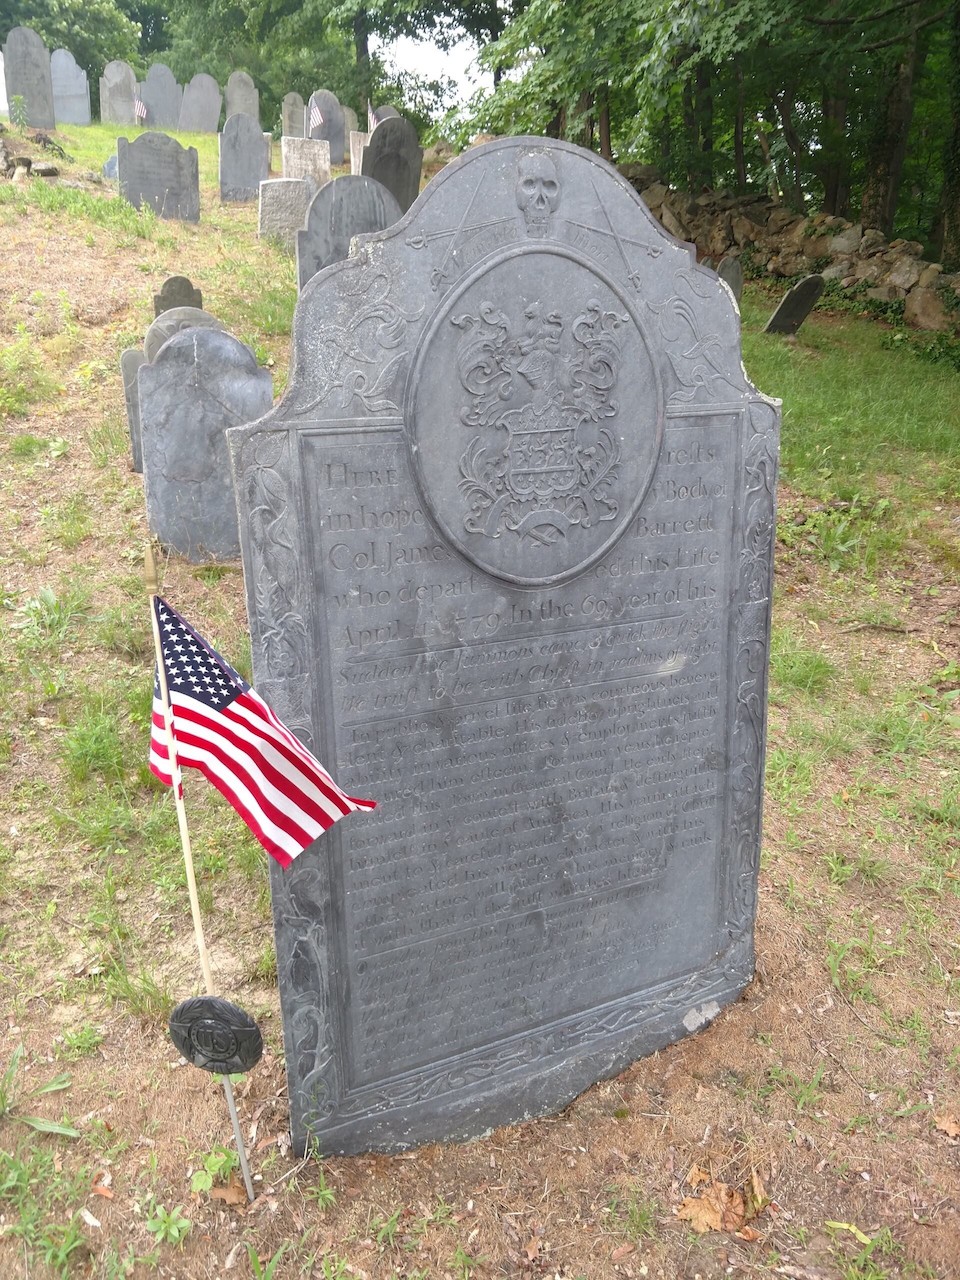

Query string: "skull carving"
[[516, 153, 560, 237]]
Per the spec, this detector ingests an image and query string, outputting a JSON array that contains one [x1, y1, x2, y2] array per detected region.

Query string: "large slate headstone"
[[296, 175, 402, 291], [3, 27, 54, 129], [258, 178, 313, 252], [307, 89, 344, 166], [178, 73, 222, 133], [282, 91, 305, 138], [281, 136, 330, 187], [228, 136, 780, 1156], [153, 275, 203, 317], [100, 59, 137, 126], [0, 53, 7, 115], [120, 348, 146, 472], [717, 255, 744, 304], [225, 70, 259, 126], [144, 306, 225, 363], [118, 133, 200, 223], [50, 48, 90, 125], [360, 116, 423, 213], [141, 329, 272, 562], [139, 63, 181, 128], [763, 274, 824, 335], [220, 112, 269, 201]]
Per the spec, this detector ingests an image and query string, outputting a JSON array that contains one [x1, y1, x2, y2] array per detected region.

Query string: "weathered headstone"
[[144, 306, 225, 363], [343, 105, 359, 139], [120, 348, 146, 472], [360, 116, 423, 213], [282, 91, 305, 138], [258, 178, 313, 252], [717, 255, 744, 304], [178, 72, 222, 133], [138, 63, 181, 128], [118, 133, 200, 222], [100, 59, 137, 126], [228, 136, 780, 1156], [349, 130, 369, 176], [763, 273, 824, 335], [368, 103, 399, 129], [225, 70, 259, 125], [0, 53, 7, 116], [141, 329, 272, 562], [102, 154, 118, 180], [3, 27, 54, 129], [153, 275, 203, 316], [220, 112, 269, 200], [51, 48, 90, 125], [307, 89, 344, 166], [281, 136, 330, 187], [296, 175, 402, 291]]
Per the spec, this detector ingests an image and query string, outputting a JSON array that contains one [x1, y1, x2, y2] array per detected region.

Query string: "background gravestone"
[[118, 133, 200, 223], [296, 174, 402, 291], [120, 348, 146, 472], [281, 136, 330, 186], [144, 305, 225, 362], [764, 274, 824, 335], [220, 112, 269, 200], [258, 178, 313, 251], [50, 49, 90, 125], [100, 59, 137, 125], [4, 27, 54, 129], [225, 70, 259, 125], [717, 255, 744, 304], [102, 154, 118, 180], [360, 115, 423, 213], [138, 63, 181, 128], [368, 103, 399, 128], [349, 130, 369, 175], [228, 136, 780, 1156], [282, 91, 304, 137], [343, 105, 359, 139], [307, 89, 345, 166], [153, 275, 203, 316], [141, 329, 272, 563], [0, 53, 6, 115], [179, 73, 222, 132]]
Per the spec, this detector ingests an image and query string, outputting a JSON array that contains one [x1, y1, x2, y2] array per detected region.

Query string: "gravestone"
[[102, 154, 118, 179], [144, 306, 225, 363], [296, 175, 402, 291], [153, 275, 203, 316], [717, 255, 744, 304], [220, 112, 269, 200], [0, 53, 6, 116], [4, 27, 54, 129], [51, 49, 90, 125], [349, 130, 369, 176], [228, 136, 780, 1156], [179, 73, 222, 132], [282, 91, 305, 138], [121, 348, 146, 472], [763, 273, 824, 335], [118, 133, 200, 222], [100, 59, 137, 126], [368, 103, 399, 129], [258, 178, 313, 252], [343, 105, 359, 139], [225, 70, 259, 125], [360, 116, 423, 213], [307, 89, 344, 166], [281, 136, 330, 187], [141, 329, 272, 562], [138, 63, 181, 128]]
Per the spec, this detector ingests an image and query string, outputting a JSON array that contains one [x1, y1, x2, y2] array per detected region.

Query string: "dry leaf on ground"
[[677, 1181, 746, 1233], [932, 1113, 959, 1137]]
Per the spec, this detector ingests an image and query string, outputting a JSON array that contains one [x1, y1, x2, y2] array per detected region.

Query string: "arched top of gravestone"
[[226, 70, 259, 125], [763, 273, 824, 335], [368, 103, 399, 128], [296, 174, 402, 291], [51, 48, 90, 126], [5, 27, 55, 129], [179, 72, 222, 132], [359, 115, 423, 213], [154, 275, 203, 316], [717, 254, 744, 305], [282, 90, 305, 138], [101, 59, 137, 125], [307, 89, 345, 166], [220, 111, 269, 200], [144, 305, 226, 362], [118, 132, 200, 222], [140, 63, 181, 128]]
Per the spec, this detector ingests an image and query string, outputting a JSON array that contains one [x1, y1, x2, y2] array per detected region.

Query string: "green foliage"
[[9, 94, 28, 133], [0, 325, 63, 418], [0, 1043, 80, 1138], [0, 0, 140, 90], [190, 1144, 239, 1194], [144, 1198, 192, 1245]]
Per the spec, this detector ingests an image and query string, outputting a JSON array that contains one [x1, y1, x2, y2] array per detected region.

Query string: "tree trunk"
[[734, 59, 747, 194], [820, 86, 850, 217], [353, 8, 371, 110], [775, 90, 807, 211], [682, 78, 698, 188], [860, 10, 927, 235], [695, 62, 714, 189], [598, 89, 613, 161], [942, 0, 960, 267]]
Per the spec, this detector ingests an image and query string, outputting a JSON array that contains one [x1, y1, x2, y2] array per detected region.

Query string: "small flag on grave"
[[309, 101, 323, 132], [134, 95, 147, 122], [149, 596, 375, 866]]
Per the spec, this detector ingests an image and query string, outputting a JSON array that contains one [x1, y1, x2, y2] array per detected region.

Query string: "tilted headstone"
[[144, 305, 225, 363], [763, 273, 824, 335], [307, 89, 344, 166], [178, 73, 222, 133], [225, 70, 259, 126], [282, 91, 305, 138], [118, 133, 200, 223], [281, 136, 330, 187], [717, 255, 744, 304], [228, 136, 780, 1155], [120, 348, 146, 472], [296, 175, 402, 292], [3, 27, 54, 129], [220, 112, 269, 201], [349, 130, 369, 176], [153, 275, 203, 316], [100, 59, 137, 126], [51, 49, 90, 125], [360, 115, 423, 213], [141, 329, 272, 562], [258, 178, 313, 252], [138, 63, 181, 128]]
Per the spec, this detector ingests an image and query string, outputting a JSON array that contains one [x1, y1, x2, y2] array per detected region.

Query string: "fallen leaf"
[[736, 1224, 762, 1242], [745, 1168, 769, 1219], [677, 1182, 746, 1234], [523, 1236, 540, 1261], [933, 1113, 960, 1138], [91, 1185, 115, 1199], [686, 1163, 711, 1188], [80, 1208, 101, 1230], [611, 1242, 635, 1260], [825, 1220, 872, 1245], [211, 1176, 248, 1207]]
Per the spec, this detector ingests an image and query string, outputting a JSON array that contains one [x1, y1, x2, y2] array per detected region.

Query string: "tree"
[[0, 0, 140, 84]]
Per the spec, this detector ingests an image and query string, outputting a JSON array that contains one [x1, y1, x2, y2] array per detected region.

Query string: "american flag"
[[309, 100, 323, 132], [134, 95, 147, 122], [149, 597, 375, 867]]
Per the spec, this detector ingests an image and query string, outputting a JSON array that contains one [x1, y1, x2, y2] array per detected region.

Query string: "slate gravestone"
[[139, 63, 181, 128], [349, 130, 369, 176], [4, 27, 54, 129], [102, 154, 118, 179], [282, 91, 305, 138], [717, 255, 744, 304], [360, 116, 423, 213], [0, 53, 7, 115], [100, 59, 137, 125], [225, 70, 259, 125], [141, 329, 272, 562], [228, 136, 780, 1156], [121, 348, 146, 471], [179, 73, 222, 132], [343, 105, 359, 139], [296, 175, 402, 291], [307, 89, 345, 166], [763, 274, 824, 335], [144, 306, 225, 362], [220, 112, 269, 200], [258, 178, 313, 251], [51, 49, 90, 125], [153, 275, 203, 316], [281, 136, 330, 186], [368, 103, 399, 128], [118, 133, 200, 222]]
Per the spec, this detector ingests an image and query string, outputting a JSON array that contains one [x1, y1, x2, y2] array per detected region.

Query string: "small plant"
[[247, 1243, 289, 1279], [449, 1244, 486, 1279], [608, 1185, 660, 1240], [9, 94, 28, 134], [57, 1023, 104, 1061], [318, 1255, 350, 1280], [145, 1199, 191, 1245], [190, 1143, 239, 1194], [764, 1062, 827, 1114], [0, 1043, 80, 1137], [370, 1205, 404, 1248], [305, 1165, 337, 1210]]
